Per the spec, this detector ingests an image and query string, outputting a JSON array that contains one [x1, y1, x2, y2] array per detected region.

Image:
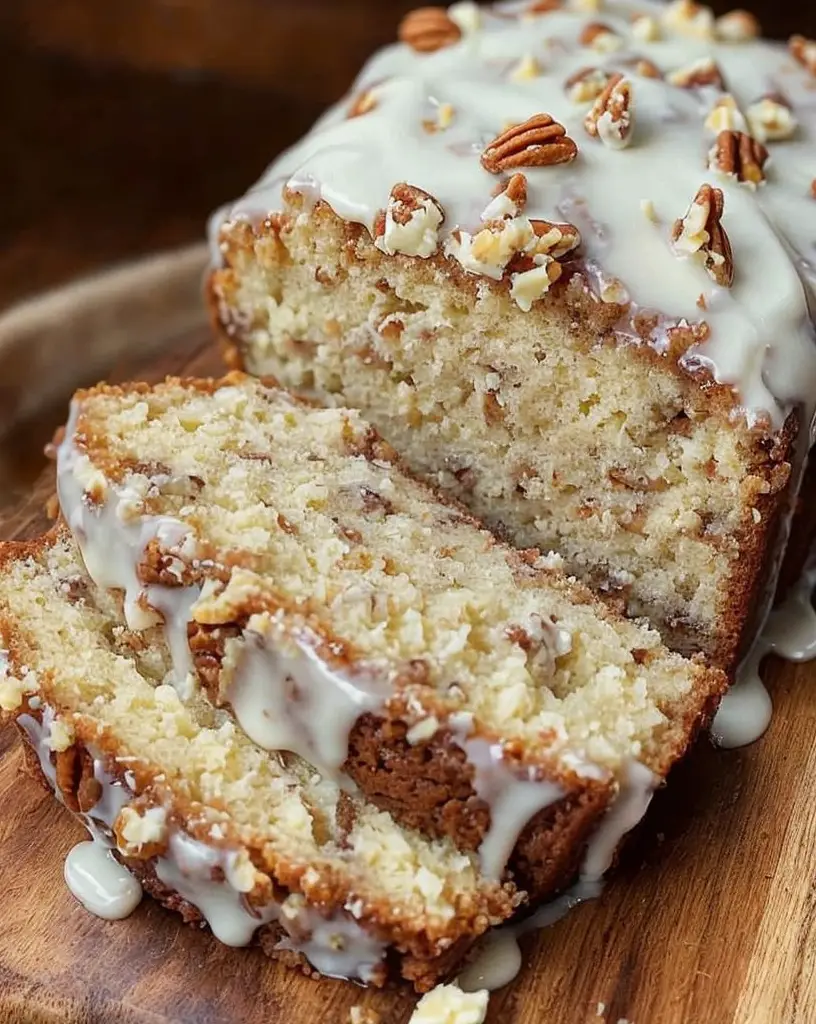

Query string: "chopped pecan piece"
[[708, 130, 768, 186], [715, 9, 760, 41], [628, 56, 663, 79], [564, 66, 613, 103], [584, 74, 634, 149], [746, 94, 798, 142], [790, 34, 816, 76], [348, 90, 377, 118], [526, 0, 562, 11], [671, 184, 734, 287], [704, 94, 747, 134], [374, 183, 444, 258], [668, 57, 725, 89], [579, 22, 622, 51], [481, 114, 578, 173], [398, 7, 461, 52]]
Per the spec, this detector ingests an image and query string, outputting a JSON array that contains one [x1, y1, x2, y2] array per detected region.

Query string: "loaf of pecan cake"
[[54, 373, 726, 906], [0, 530, 519, 992], [208, 0, 816, 673]]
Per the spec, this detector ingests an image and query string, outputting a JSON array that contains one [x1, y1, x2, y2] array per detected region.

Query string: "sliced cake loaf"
[[0, 530, 519, 991], [209, 0, 816, 673], [55, 373, 726, 901]]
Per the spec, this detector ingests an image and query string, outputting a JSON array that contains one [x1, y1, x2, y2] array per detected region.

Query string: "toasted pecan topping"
[[579, 22, 622, 51], [526, 0, 562, 11], [715, 9, 760, 41], [811, 179, 816, 199], [496, 172, 528, 212], [746, 94, 797, 142], [348, 90, 377, 118], [398, 7, 461, 53], [631, 14, 661, 41], [672, 184, 734, 287], [708, 130, 768, 186], [423, 101, 455, 133], [628, 56, 663, 79], [584, 74, 634, 149], [564, 66, 614, 103], [481, 114, 578, 173], [704, 93, 747, 134], [374, 183, 445, 258], [529, 219, 582, 258], [668, 57, 726, 89], [790, 34, 816, 76]]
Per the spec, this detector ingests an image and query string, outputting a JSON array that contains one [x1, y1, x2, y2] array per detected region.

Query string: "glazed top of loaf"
[[217, 0, 816, 436]]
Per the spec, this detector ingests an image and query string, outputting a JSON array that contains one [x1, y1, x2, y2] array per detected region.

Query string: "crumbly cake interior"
[[217, 201, 787, 668], [71, 375, 718, 774], [0, 532, 504, 940]]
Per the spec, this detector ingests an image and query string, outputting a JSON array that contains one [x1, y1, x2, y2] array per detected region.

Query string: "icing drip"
[[216, 0, 816, 433], [56, 401, 201, 696], [458, 759, 657, 993], [225, 627, 389, 779], [17, 706, 388, 980], [462, 737, 563, 880], [64, 841, 143, 920], [155, 831, 279, 946], [713, 555, 816, 748]]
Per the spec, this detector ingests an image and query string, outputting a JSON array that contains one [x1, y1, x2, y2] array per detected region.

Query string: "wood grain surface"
[[0, 260, 815, 1024]]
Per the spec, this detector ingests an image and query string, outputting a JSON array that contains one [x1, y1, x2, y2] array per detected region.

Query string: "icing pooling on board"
[[17, 706, 388, 980], [216, 0, 816, 433], [64, 841, 143, 920], [713, 554, 816, 748], [458, 759, 657, 992]]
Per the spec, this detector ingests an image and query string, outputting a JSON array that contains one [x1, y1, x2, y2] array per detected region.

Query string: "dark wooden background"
[[1, 0, 815, 314]]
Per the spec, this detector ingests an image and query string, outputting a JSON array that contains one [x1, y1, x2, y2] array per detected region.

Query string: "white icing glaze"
[[64, 840, 143, 920], [216, 0, 816, 432], [19, 703, 388, 980], [458, 759, 656, 992], [462, 737, 564, 880], [226, 626, 388, 779], [713, 554, 816, 748], [56, 402, 201, 696]]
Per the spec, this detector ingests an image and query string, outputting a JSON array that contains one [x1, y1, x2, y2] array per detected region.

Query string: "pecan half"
[[672, 184, 734, 287], [481, 114, 578, 173], [668, 57, 725, 89], [790, 34, 816, 76], [584, 74, 634, 149], [398, 7, 461, 52], [708, 130, 768, 186]]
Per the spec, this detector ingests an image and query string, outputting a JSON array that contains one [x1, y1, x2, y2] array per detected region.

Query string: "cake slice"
[[0, 530, 519, 991], [208, 1, 816, 674], [55, 373, 726, 901]]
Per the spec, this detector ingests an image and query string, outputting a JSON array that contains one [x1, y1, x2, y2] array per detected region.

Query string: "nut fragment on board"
[[708, 130, 768, 187], [481, 114, 578, 172], [399, 7, 462, 52], [408, 984, 489, 1024], [672, 183, 734, 287]]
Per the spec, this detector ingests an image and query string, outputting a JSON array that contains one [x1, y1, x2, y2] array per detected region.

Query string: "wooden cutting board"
[[1, 252, 815, 1024]]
